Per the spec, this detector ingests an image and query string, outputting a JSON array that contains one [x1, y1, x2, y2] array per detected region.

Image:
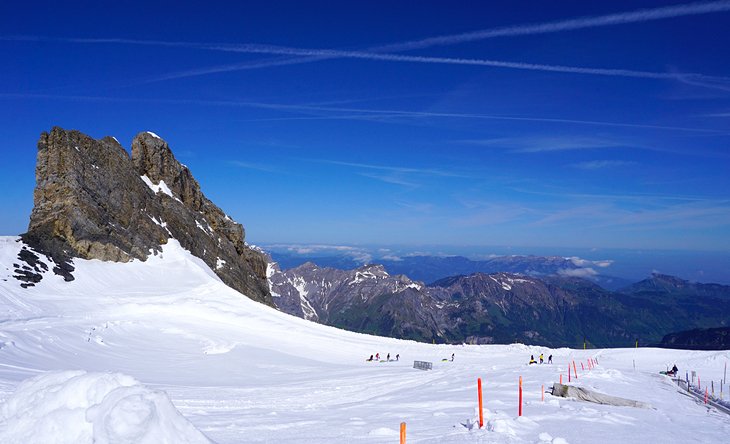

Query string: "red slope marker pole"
[[518, 376, 523, 417], [705, 388, 708, 404], [478, 377, 484, 429]]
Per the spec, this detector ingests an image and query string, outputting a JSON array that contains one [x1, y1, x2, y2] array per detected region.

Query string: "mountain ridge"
[[268, 259, 730, 347], [15, 127, 272, 306]]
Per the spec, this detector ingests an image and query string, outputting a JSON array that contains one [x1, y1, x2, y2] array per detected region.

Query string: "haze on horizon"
[[1, 1, 729, 256]]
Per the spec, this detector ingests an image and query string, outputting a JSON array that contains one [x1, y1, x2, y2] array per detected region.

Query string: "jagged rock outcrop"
[[20, 127, 272, 306]]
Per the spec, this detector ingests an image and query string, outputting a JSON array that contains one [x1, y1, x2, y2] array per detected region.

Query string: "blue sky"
[[1, 1, 729, 254]]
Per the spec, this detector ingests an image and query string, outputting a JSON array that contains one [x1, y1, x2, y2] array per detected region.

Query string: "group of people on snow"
[[367, 352, 399, 362], [529, 353, 553, 365]]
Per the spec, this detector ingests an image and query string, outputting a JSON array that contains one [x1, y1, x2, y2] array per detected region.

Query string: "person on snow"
[[529, 355, 537, 365], [451, 353, 455, 362], [367, 355, 373, 361], [387, 353, 391, 362], [667, 364, 678, 376], [548, 354, 553, 364], [375, 353, 380, 361], [395, 354, 400, 361], [539, 354, 544, 364]]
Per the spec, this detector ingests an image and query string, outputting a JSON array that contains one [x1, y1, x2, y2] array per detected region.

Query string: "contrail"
[[143, 43, 730, 86], [5, 1, 730, 52], [377, 0, 730, 52], [0, 92, 721, 133], [4, 1, 730, 83]]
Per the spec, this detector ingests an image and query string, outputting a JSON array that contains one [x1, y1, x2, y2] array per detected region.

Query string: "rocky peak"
[[357, 263, 388, 274], [20, 127, 272, 306], [132, 132, 205, 211]]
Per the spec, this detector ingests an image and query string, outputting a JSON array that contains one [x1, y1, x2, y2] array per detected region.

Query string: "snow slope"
[[0, 236, 728, 443]]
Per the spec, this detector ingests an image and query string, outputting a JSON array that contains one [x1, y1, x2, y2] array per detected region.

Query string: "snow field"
[[1, 237, 729, 443]]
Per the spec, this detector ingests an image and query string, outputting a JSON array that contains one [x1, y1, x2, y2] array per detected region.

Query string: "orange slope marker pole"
[[400, 422, 406, 444], [573, 361, 578, 380], [560, 374, 563, 384], [478, 377, 484, 428], [541, 384, 544, 402], [518, 376, 523, 417]]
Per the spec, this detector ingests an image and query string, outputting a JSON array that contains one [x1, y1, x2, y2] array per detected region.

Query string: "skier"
[[529, 355, 537, 365], [451, 353, 455, 362], [539, 353, 544, 364], [387, 353, 391, 362], [375, 353, 380, 361], [548, 354, 553, 364], [395, 354, 400, 361], [367, 355, 373, 362]]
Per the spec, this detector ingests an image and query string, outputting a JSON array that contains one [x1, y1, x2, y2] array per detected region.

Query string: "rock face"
[[21, 127, 272, 306], [658, 327, 730, 350], [269, 262, 443, 341]]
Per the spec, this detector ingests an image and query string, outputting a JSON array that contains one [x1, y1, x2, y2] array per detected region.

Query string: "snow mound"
[[0, 370, 211, 444]]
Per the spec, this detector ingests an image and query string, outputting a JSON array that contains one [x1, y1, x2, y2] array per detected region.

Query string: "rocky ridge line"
[[19, 127, 272, 306]]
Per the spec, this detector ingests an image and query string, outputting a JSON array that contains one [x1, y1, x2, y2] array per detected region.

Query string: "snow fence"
[[551, 383, 652, 409], [0, 370, 212, 444]]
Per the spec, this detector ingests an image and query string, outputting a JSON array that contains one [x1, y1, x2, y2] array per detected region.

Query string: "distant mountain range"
[[269, 251, 632, 290], [269, 260, 730, 347]]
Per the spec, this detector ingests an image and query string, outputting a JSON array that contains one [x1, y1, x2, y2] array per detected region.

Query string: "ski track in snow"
[[0, 236, 729, 443]]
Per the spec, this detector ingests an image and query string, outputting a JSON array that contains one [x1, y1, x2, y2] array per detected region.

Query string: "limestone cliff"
[[21, 127, 272, 306]]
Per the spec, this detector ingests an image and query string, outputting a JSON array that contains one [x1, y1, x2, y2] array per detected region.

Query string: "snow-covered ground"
[[0, 236, 728, 443]]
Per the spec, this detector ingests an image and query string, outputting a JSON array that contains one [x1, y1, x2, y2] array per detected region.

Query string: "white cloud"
[[463, 136, 621, 153], [568, 257, 613, 268], [569, 160, 637, 170], [558, 267, 599, 278]]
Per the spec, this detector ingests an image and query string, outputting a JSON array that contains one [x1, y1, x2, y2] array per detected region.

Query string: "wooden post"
[[400, 422, 406, 444], [518, 376, 523, 417], [478, 378, 484, 428]]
